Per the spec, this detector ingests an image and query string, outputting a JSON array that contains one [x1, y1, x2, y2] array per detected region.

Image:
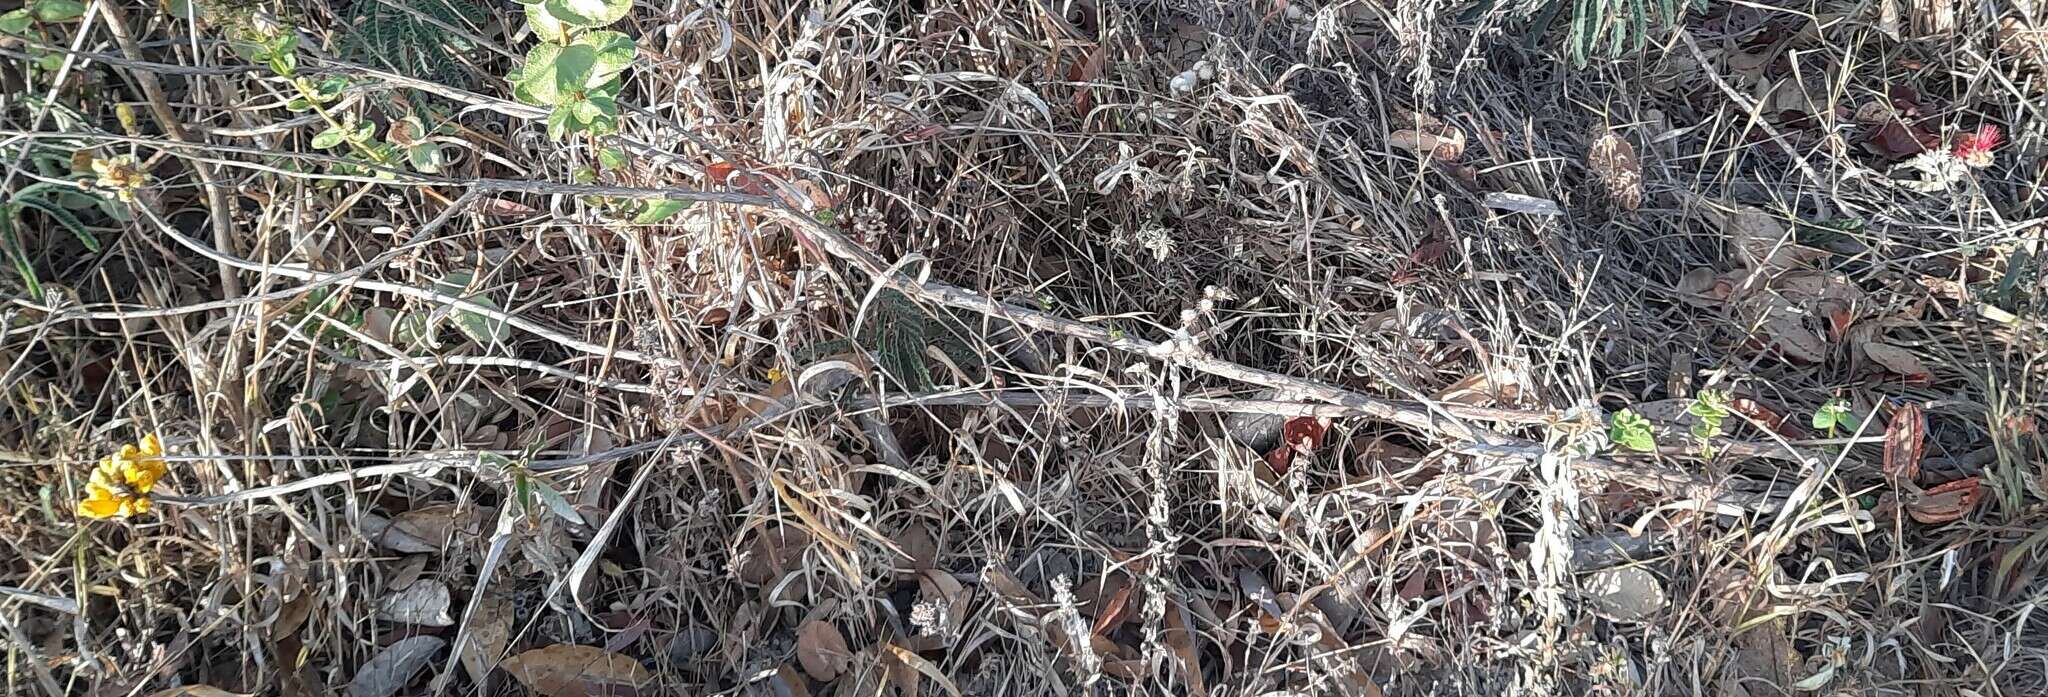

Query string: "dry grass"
[[2, 0, 2045, 695]]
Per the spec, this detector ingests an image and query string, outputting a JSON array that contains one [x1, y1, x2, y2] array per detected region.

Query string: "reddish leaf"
[[704, 161, 789, 196], [1730, 398, 1806, 439], [1067, 43, 1107, 114], [1090, 582, 1133, 636], [1262, 417, 1327, 474], [1392, 237, 1452, 286], [1883, 402, 1925, 484], [1871, 119, 1937, 160], [1905, 477, 1982, 524]]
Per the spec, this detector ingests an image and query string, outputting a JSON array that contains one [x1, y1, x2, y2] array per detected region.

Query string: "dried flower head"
[[1952, 125, 2001, 168], [88, 155, 147, 202], [78, 434, 167, 519]]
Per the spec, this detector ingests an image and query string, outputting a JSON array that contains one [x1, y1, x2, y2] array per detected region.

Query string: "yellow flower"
[[77, 434, 167, 520]]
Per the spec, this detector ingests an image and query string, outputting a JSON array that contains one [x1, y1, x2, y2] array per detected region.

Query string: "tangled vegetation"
[[1, 0, 2043, 695]]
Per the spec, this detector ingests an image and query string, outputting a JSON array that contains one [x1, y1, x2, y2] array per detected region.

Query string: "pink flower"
[[1953, 125, 2002, 168]]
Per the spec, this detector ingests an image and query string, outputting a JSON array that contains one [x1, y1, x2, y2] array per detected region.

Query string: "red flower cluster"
[[1953, 125, 2002, 168]]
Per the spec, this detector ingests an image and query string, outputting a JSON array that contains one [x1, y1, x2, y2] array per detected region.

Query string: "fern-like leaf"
[[338, 0, 482, 86]]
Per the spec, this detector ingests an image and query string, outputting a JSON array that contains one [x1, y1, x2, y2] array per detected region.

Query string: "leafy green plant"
[[1609, 408, 1657, 452], [2, 150, 131, 300], [1525, 0, 1708, 67], [509, 0, 636, 140], [1686, 388, 1731, 457], [1811, 397, 1858, 437], [0, 0, 87, 73]]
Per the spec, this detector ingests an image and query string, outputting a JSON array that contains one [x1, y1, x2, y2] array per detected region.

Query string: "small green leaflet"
[[543, 0, 631, 28], [32, 0, 86, 22], [525, 2, 568, 42], [1609, 409, 1657, 452], [632, 199, 692, 224], [597, 146, 629, 170], [433, 269, 511, 346]]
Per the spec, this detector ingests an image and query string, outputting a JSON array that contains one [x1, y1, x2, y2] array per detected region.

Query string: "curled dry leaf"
[[1435, 367, 1524, 407], [1905, 477, 1982, 524], [146, 688, 252, 697], [1389, 112, 1466, 161], [1863, 342, 1931, 381], [375, 579, 455, 627], [1587, 132, 1642, 210], [1883, 402, 1926, 484], [501, 644, 653, 697], [346, 636, 446, 697], [796, 619, 854, 682]]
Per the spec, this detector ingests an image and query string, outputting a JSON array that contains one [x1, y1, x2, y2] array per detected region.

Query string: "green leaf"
[[545, 108, 576, 140], [0, 9, 33, 34], [577, 30, 636, 81], [597, 146, 628, 170], [12, 196, 97, 251], [285, 97, 314, 112], [1811, 399, 1857, 431], [35, 52, 63, 72], [1609, 409, 1657, 452], [433, 270, 510, 346], [525, 2, 569, 43], [517, 41, 596, 106], [31, 0, 85, 22], [528, 479, 583, 525], [311, 125, 349, 149], [568, 95, 602, 124], [543, 0, 631, 28], [407, 143, 446, 173], [631, 199, 691, 224]]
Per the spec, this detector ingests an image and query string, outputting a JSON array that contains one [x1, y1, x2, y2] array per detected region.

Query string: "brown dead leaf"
[[1905, 477, 1982, 524], [363, 504, 489, 554], [882, 642, 962, 697], [896, 522, 938, 574], [147, 688, 252, 697], [346, 636, 445, 697], [460, 588, 514, 684], [480, 198, 540, 219], [1726, 206, 1805, 272], [1587, 132, 1642, 210], [1762, 316, 1828, 364], [1863, 342, 1931, 381], [1676, 268, 1738, 307], [501, 645, 652, 697], [737, 522, 812, 586], [1162, 601, 1209, 697], [1089, 582, 1134, 636], [375, 579, 455, 627], [1883, 402, 1926, 484], [1435, 368, 1523, 406], [771, 664, 813, 697], [795, 619, 854, 682]]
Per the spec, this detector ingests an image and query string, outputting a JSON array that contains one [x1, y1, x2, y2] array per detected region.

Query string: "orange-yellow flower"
[[77, 434, 167, 520]]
